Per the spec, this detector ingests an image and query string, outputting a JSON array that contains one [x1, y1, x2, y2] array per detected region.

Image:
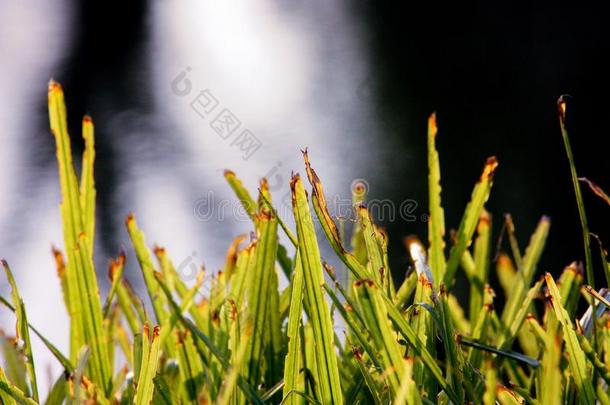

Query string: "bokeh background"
[[1, 0, 608, 392]]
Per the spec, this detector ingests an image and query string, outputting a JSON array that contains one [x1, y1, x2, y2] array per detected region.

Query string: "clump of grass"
[[0, 81, 608, 404]]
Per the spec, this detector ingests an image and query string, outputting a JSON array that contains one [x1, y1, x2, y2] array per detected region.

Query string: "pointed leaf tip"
[[428, 112, 437, 136]]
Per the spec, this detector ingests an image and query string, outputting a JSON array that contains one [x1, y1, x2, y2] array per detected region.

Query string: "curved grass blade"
[[579, 177, 610, 206], [558, 97, 594, 288], [103, 253, 125, 318]]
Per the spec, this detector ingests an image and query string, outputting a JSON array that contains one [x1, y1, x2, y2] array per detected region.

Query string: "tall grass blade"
[[444, 157, 498, 288], [558, 97, 594, 287], [290, 174, 344, 404], [545, 273, 595, 404]]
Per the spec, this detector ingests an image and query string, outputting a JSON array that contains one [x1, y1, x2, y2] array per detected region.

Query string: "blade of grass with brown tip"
[[444, 157, 498, 288], [283, 252, 306, 405], [224, 170, 257, 220], [291, 174, 343, 404], [427, 112, 447, 287], [501, 216, 550, 328], [126, 214, 169, 328], [302, 151, 369, 281], [1, 260, 38, 402], [470, 211, 491, 323], [134, 325, 162, 405], [558, 97, 594, 288], [244, 212, 279, 387], [79, 115, 96, 252]]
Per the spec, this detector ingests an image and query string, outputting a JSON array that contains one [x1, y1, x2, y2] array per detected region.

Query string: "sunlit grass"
[[1, 81, 609, 404]]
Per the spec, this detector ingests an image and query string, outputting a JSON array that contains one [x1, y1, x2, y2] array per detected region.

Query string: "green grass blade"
[[470, 210, 491, 323], [135, 325, 162, 405], [436, 287, 465, 402], [1, 260, 38, 402], [290, 173, 343, 404], [496, 278, 543, 349], [283, 252, 306, 405], [154, 272, 264, 404], [351, 349, 383, 405], [102, 253, 125, 318], [458, 336, 539, 368], [444, 157, 498, 288], [545, 273, 595, 404], [74, 234, 112, 396], [501, 216, 550, 327], [302, 151, 368, 280], [482, 358, 497, 405], [558, 97, 594, 288], [394, 357, 422, 405], [79, 115, 96, 253], [357, 205, 386, 286], [381, 293, 458, 403], [426, 112, 447, 286], [244, 212, 279, 387], [353, 279, 405, 395], [224, 170, 258, 220], [0, 297, 74, 373], [126, 214, 169, 328]]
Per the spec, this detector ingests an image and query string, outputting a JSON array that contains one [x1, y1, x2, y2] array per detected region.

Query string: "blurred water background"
[[1, 0, 608, 393]]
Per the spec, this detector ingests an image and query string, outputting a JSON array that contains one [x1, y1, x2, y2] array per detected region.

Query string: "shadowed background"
[[1, 0, 608, 392]]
